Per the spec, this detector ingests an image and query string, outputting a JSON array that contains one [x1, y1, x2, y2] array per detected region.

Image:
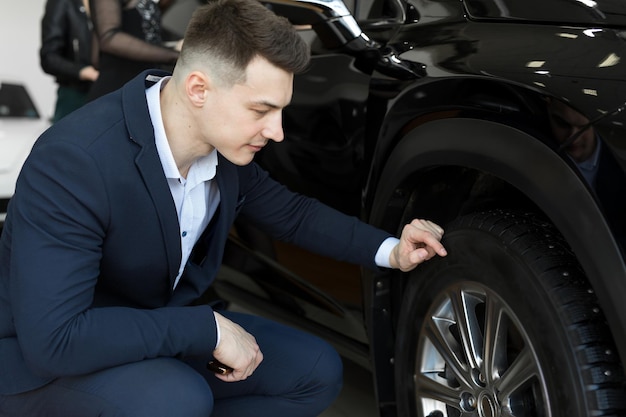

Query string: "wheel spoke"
[[494, 345, 539, 402], [482, 295, 509, 384], [422, 324, 473, 390], [450, 287, 485, 371], [425, 298, 474, 390], [415, 371, 464, 410]]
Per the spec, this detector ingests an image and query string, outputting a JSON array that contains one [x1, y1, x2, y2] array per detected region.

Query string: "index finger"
[[421, 234, 447, 257], [405, 225, 447, 257]]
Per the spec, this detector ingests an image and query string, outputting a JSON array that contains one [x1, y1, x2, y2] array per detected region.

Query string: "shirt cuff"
[[375, 237, 400, 268], [213, 311, 221, 348]]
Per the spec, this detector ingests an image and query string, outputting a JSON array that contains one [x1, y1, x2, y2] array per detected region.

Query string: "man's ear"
[[186, 71, 211, 107]]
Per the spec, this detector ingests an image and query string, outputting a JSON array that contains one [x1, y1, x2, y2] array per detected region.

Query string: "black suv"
[[215, 0, 626, 416]]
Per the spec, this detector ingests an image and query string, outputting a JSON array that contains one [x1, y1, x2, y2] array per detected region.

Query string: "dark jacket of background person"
[[87, 0, 180, 100], [40, 0, 97, 122]]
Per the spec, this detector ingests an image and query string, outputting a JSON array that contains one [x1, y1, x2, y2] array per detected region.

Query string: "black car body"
[[216, 0, 626, 416]]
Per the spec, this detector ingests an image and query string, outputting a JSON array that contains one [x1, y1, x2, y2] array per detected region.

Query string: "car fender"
[[364, 117, 626, 403]]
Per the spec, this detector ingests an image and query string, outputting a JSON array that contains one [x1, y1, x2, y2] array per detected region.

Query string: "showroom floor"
[[319, 358, 378, 417], [228, 302, 379, 416]]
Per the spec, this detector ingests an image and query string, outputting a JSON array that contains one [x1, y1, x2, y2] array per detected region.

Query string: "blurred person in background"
[[546, 97, 600, 181], [40, 0, 99, 123], [546, 97, 626, 247], [87, 0, 182, 100]]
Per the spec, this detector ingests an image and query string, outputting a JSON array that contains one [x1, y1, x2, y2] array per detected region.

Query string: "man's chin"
[[224, 153, 255, 166], [568, 150, 589, 163]]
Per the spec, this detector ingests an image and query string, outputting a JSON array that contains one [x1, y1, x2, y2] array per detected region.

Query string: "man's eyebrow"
[[551, 112, 587, 128], [251, 100, 283, 110]]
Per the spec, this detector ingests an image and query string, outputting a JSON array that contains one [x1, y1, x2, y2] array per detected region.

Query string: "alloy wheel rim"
[[413, 282, 551, 417]]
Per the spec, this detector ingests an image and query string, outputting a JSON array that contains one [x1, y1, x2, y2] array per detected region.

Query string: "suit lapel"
[[123, 71, 182, 287], [135, 148, 182, 286]]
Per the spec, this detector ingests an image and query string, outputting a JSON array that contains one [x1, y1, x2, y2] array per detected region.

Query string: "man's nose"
[[563, 125, 579, 140], [263, 113, 284, 143]]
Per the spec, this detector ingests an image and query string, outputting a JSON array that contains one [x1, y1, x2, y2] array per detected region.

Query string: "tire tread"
[[455, 209, 626, 415]]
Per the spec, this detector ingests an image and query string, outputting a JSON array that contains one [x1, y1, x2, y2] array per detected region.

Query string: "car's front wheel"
[[394, 210, 625, 417]]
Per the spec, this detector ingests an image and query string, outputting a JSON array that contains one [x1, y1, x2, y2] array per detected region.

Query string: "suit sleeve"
[[8, 140, 217, 378], [236, 163, 392, 270]]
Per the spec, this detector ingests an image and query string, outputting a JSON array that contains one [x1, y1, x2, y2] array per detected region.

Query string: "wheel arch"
[[363, 117, 626, 413]]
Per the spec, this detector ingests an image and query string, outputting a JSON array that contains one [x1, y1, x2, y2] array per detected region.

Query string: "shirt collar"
[[577, 135, 602, 172]]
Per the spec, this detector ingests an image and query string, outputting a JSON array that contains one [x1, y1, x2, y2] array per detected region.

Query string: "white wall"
[[1, 0, 56, 119]]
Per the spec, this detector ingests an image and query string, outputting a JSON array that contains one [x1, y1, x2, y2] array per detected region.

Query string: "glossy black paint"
[[365, 2, 626, 362], [465, 0, 626, 26], [216, 0, 626, 413]]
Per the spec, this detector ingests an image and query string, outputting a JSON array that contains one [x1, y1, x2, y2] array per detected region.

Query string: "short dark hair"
[[179, 0, 310, 84]]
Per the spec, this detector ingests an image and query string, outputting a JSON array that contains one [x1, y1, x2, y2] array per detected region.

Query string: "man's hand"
[[212, 312, 263, 382], [389, 219, 447, 272]]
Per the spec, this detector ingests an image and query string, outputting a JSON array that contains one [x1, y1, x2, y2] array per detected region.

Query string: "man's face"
[[547, 99, 597, 163], [202, 56, 294, 166]]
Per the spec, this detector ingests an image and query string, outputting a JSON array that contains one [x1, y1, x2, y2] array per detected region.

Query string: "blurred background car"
[[0, 82, 49, 228], [208, 0, 626, 416]]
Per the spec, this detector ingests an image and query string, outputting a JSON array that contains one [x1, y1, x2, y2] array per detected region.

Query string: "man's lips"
[[248, 143, 265, 152]]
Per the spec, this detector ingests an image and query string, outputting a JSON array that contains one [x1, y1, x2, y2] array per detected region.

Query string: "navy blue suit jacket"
[[0, 70, 391, 395]]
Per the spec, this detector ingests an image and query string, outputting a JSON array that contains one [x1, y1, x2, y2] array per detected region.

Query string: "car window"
[[463, 0, 626, 26], [0, 83, 40, 119]]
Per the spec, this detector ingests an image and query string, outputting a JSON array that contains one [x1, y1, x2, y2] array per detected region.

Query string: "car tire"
[[394, 209, 626, 417]]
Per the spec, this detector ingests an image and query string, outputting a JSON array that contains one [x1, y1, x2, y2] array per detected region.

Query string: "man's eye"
[[551, 115, 571, 129]]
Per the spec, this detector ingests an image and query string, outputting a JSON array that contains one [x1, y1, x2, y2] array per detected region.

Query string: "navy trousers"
[[0, 311, 343, 417]]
